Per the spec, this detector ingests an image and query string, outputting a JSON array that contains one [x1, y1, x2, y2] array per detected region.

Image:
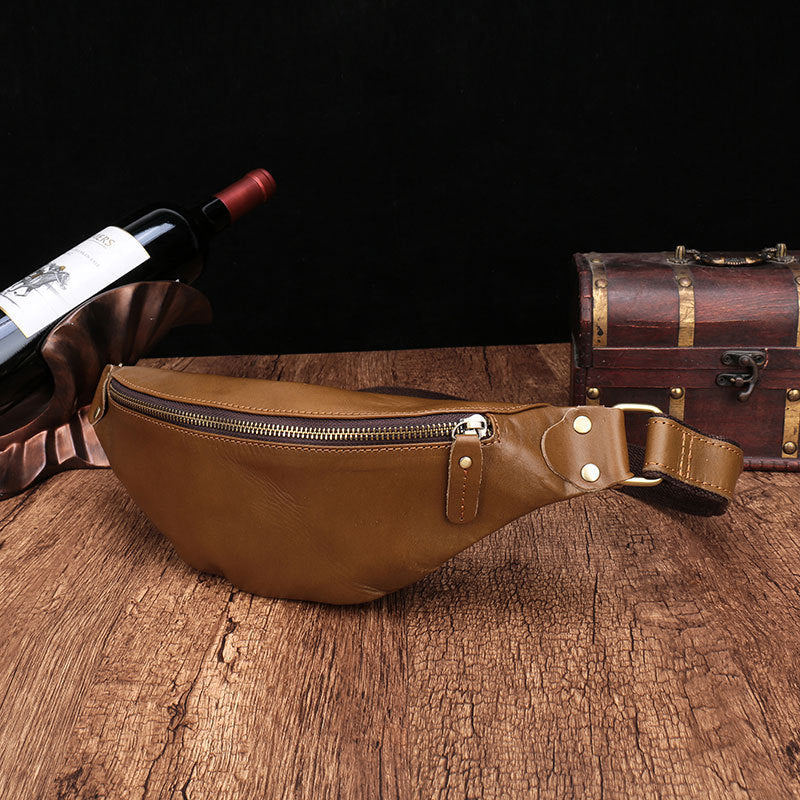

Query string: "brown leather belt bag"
[[89, 364, 744, 605]]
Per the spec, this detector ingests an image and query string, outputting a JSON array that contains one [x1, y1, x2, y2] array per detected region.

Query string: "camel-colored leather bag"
[[89, 364, 744, 604]]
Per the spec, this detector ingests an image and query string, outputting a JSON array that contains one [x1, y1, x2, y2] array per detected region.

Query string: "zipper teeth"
[[108, 382, 472, 443]]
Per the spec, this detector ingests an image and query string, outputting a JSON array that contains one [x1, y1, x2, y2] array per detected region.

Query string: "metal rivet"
[[573, 415, 592, 434], [586, 387, 600, 400], [784, 442, 798, 455], [580, 463, 601, 482], [788, 389, 800, 402], [669, 387, 685, 399], [590, 258, 603, 265], [594, 278, 608, 289], [678, 276, 692, 288], [459, 456, 473, 469]]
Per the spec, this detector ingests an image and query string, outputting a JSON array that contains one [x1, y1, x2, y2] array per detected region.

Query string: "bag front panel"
[[93, 367, 634, 603]]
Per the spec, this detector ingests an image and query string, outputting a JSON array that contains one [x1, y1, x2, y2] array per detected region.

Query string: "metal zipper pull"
[[452, 413, 491, 440], [446, 414, 489, 524]]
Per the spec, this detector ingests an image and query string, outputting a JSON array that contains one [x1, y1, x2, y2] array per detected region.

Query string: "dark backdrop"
[[3, 3, 800, 356]]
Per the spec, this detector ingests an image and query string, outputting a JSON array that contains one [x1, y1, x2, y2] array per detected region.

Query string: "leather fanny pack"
[[89, 364, 744, 604]]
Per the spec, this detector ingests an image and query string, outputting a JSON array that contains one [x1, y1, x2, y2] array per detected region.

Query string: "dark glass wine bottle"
[[0, 169, 275, 434]]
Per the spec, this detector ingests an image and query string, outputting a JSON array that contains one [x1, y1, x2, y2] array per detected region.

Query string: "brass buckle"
[[612, 403, 664, 487]]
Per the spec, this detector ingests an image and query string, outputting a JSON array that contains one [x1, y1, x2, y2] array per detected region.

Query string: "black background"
[[3, 3, 800, 357]]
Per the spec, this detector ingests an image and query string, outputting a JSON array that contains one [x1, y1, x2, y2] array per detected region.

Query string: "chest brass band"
[[789, 263, 800, 348], [672, 264, 696, 348], [783, 391, 800, 459], [589, 257, 608, 348]]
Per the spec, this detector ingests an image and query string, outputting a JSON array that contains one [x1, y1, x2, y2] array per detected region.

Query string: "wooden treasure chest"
[[571, 245, 800, 471]]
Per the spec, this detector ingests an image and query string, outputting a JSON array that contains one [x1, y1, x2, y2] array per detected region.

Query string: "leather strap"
[[643, 416, 742, 499], [623, 414, 743, 516], [361, 388, 744, 518]]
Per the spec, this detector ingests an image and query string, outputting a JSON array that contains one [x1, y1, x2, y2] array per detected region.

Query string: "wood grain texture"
[[1, 343, 800, 799]]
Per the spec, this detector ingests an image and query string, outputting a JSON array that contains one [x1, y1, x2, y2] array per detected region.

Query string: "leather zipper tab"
[[446, 432, 484, 524]]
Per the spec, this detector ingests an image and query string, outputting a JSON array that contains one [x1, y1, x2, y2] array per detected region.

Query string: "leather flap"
[[540, 406, 633, 491]]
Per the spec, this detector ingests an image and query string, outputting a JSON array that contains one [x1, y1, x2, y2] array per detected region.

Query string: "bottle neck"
[[213, 169, 276, 223], [198, 197, 232, 234], [193, 168, 276, 237]]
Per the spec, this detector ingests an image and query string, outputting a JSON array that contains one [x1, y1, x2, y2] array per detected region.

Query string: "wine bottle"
[[0, 169, 276, 434]]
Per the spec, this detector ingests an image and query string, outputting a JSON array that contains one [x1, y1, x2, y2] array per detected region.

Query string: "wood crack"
[[140, 591, 239, 799]]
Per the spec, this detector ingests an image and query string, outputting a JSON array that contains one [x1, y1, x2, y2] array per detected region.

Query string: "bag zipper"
[[107, 378, 493, 446]]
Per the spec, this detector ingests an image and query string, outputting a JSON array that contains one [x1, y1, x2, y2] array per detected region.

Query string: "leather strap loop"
[[643, 416, 743, 500], [622, 415, 744, 516]]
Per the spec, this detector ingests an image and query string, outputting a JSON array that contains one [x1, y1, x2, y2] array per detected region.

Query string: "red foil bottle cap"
[[215, 169, 276, 221]]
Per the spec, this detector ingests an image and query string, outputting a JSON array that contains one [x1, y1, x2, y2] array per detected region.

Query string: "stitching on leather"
[[445, 446, 455, 518], [642, 459, 733, 495], [459, 469, 468, 522], [114, 373, 535, 417], [646, 417, 739, 494], [474, 447, 483, 517], [110, 398, 505, 453], [648, 417, 742, 455]]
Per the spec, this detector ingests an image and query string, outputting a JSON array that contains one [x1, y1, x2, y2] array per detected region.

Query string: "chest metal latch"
[[716, 350, 766, 402]]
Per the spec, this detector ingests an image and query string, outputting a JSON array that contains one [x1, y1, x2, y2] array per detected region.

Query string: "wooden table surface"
[[1, 343, 799, 800]]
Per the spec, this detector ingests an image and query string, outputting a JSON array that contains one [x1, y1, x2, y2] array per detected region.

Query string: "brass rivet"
[[590, 258, 603, 265], [783, 442, 798, 455], [459, 456, 473, 469], [678, 276, 692, 288], [573, 415, 592, 434], [586, 387, 601, 400], [788, 389, 800, 402], [93, 406, 102, 420], [594, 278, 608, 289], [669, 387, 685, 399], [580, 463, 601, 482]]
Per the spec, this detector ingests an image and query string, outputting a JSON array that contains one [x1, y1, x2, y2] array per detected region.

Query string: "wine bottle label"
[[0, 226, 149, 338]]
